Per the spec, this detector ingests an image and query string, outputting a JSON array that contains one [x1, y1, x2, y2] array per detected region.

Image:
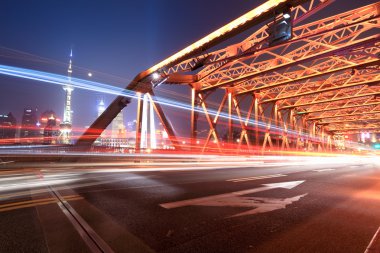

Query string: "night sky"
[[0, 0, 377, 136]]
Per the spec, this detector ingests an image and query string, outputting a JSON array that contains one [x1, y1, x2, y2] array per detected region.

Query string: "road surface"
[[0, 155, 379, 253]]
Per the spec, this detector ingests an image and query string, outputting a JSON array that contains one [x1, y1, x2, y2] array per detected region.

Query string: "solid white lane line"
[[0, 176, 149, 201], [365, 226, 380, 253], [49, 186, 114, 253], [227, 174, 287, 182]]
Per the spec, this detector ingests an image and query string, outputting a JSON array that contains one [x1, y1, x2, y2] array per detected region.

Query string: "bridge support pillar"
[[135, 93, 144, 153], [190, 87, 199, 151], [148, 91, 181, 151], [254, 94, 261, 148], [199, 93, 222, 153], [233, 94, 252, 153], [274, 102, 280, 149], [227, 91, 233, 145]]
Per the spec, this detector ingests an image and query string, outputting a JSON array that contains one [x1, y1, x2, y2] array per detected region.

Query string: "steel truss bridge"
[[76, 0, 380, 153]]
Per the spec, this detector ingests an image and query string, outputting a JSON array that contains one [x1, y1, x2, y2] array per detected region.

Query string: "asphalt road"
[[1, 156, 380, 253]]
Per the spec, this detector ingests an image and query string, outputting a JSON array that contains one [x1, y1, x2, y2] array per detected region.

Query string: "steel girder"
[[334, 129, 380, 135], [76, 0, 315, 148], [185, 3, 379, 151], [164, 0, 334, 79], [196, 4, 380, 91], [310, 108, 380, 121], [166, 2, 379, 151], [76, 0, 380, 152], [317, 113, 380, 125], [330, 123, 380, 133], [263, 68, 380, 105]]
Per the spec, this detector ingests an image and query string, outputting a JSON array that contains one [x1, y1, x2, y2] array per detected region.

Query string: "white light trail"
[[0, 64, 314, 140]]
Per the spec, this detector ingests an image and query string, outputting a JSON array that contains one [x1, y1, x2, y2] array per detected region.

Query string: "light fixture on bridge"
[[151, 72, 168, 88], [282, 6, 291, 20], [152, 72, 160, 80], [267, 6, 292, 46]]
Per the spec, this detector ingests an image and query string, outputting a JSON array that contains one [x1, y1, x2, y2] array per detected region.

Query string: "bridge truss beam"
[[76, 1, 379, 153]]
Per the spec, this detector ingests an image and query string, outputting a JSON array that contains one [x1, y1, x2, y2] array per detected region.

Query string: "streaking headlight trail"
[[0, 64, 307, 139]]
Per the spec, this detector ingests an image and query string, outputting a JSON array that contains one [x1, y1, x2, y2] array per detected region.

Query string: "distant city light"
[[162, 130, 168, 139]]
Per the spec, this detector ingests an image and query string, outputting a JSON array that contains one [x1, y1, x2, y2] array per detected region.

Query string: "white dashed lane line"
[[312, 169, 336, 172], [226, 174, 287, 183]]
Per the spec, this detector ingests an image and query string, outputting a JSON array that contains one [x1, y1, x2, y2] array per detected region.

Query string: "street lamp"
[[151, 72, 167, 88], [152, 72, 160, 79], [267, 6, 292, 46]]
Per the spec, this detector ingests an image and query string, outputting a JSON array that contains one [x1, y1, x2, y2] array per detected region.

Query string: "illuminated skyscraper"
[[60, 49, 74, 144], [95, 98, 106, 145], [111, 111, 126, 139], [98, 98, 105, 117], [0, 112, 17, 143], [20, 108, 38, 143], [41, 110, 60, 144]]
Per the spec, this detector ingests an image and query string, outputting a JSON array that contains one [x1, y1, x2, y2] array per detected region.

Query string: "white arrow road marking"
[[160, 180, 305, 214], [226, 194, 307, 217], [227, 174, 287, 183]]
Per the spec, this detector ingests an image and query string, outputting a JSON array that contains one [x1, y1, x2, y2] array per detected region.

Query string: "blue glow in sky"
[[0, 0, 376, 134]]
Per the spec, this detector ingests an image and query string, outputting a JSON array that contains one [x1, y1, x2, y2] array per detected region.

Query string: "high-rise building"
[[0, 112, 17, 143], [60, 49, 74, 144], [20, 108, 38, 143], [126, 120, 136, 132], [41, 110, 60, 144], [94, 98, 106, 146], [96, 100, 131, 149], [112, 111, 126, 139], [98, 98, 105, 117]]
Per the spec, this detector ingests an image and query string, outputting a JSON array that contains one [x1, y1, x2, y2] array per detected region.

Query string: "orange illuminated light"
[[148, 0, 288, 74]]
